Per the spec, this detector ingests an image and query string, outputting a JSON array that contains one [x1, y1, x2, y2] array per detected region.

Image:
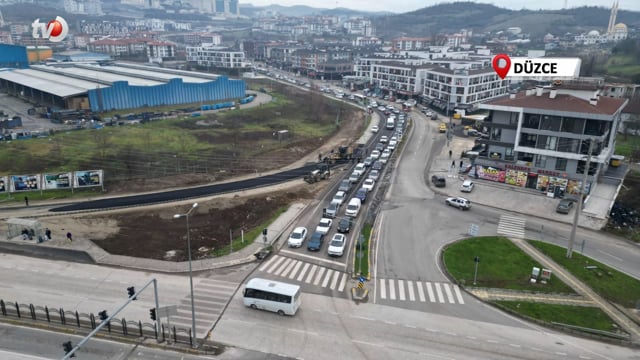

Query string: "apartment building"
[[88, 39, 176, 59], [423, 66, 509, 111], [343, 18, 374, 36], [186, 46, 247, 68], [476, 87, 628, 196], [392, 37, 431, 51]]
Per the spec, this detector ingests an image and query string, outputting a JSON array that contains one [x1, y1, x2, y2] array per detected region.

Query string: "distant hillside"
[[240, 4, 391, 18], [372, 1, 640, 38]]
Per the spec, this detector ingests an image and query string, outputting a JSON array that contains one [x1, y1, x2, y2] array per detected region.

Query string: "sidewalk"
[[2, 203, 307, 273], [429, 135, 620, 231]]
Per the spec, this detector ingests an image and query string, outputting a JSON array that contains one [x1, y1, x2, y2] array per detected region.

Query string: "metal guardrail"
[[551, 321, 630, 340]]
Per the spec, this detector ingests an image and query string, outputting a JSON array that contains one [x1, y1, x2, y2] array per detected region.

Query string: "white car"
[[315, 218, 333, 235], [328, 233, 346, 257], [380, 135, 388, 143], [287, 227, 308, 248], [331, 191, 347, 206], [446, 197, 471, 210], [388, 140, 397, 150], [370, 150, 381, 159], [371, 125, 379, 133], [362, 178, 375, 192], [380, 149, 391, 164], [353, 163, 366, 177], [461, 180, 475, 193]]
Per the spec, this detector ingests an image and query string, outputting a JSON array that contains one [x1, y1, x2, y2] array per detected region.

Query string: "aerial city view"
[[0, 0, 639, 358]]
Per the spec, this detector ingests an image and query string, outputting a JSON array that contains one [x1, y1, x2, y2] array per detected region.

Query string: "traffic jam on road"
[[285, 103, 408, 263]]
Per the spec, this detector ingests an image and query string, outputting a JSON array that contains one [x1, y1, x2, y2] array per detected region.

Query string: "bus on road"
[[243, 278, 301, 316]]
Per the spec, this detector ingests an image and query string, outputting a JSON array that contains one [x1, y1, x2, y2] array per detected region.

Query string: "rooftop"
[[483, 89, 627, 116]]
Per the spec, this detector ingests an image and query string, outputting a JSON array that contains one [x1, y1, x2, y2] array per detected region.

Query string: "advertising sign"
[[74, 170, 103, 188], [0, 176, 7, 193], [476, 166, 505, 183], [10, 174, 40, 191], [43, 172, 72, 189]]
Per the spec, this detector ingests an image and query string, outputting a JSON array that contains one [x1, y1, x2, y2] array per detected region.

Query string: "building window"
[[557, 138, 580, 153], [491, 128, 502, 141], [540, 115, 561, 131], [523, 113, 540, 129], [537, 135, 557, 150], [519, 133, 537, 147], [560, 117, 585, 133], [505, 147, 514, 161], [535, 155, 547, 168], [555, 158, 567, 171]]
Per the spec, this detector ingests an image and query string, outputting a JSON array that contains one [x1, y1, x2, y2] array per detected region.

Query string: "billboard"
[[74, 170, 103, 188], [10, 174, 40, 191], [0, 176, 7, 193], [43, 172, 72, 189]]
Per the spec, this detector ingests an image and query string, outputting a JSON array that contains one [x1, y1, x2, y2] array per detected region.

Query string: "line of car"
[[287, 117, 405, 257]]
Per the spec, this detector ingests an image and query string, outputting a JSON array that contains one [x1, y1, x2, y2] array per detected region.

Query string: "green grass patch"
[[0, 187, 106, 205], [528, 240, 640, 308], [211, 206, 287, 257], [615, 134, 640, 158], [355, 223, 372, 277], [443, 236, 574, 293], [494, 301, 620, 332], [606, 55, 640, 77]]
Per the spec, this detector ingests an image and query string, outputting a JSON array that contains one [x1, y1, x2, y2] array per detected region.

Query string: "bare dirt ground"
[[36, 92, 365, 260]]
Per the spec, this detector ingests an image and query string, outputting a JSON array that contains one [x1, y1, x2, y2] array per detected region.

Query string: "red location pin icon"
[[492, 54, 511, 79]]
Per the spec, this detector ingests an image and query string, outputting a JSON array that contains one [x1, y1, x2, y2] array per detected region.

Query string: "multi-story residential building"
[[290, 48, 355, 78], [186, 46, 247, 68], [476, 86, 628, 197], [147, 41, 176, 60], [184, 32, 222, 45], [0, 31, 13, 44], [423, 66, 509, 111], [392, 37, 431, 51], [343, 18, 374, 36], [88, 38, 176, 59], [267, 45, 302, 70], [353, 37, 382, 47]]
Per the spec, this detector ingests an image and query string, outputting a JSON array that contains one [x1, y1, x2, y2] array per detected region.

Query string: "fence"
[[0, 299, 192, 346]]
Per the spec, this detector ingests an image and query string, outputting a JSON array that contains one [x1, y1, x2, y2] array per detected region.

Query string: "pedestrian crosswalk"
[[169, 278, 237, 338], [377, 279, 465, 305], [497, 214, 526, 239], [258, 254, 349, 292]]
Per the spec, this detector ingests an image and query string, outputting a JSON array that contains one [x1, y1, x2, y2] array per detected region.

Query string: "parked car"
[[556, 199, 575, 214], [331, 191, 347, 206], [446, 197, 471, 210], [431, 175, 446, 187], [337, 217, 353, 233], [355, 187, 368, 203], [372, 161, 383, 171], [328, 233, 346, 257], [362, 178, 375, 192], [315, 218, 333, 235], [338, 179, 351, 193], [460, 180, 475, 193], [368, 169, 380, 181], [307, 232, 325, 251], [287, 227, 308, 248], [324, 202, 339, 218]]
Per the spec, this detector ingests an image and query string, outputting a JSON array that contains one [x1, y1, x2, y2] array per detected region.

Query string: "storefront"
[[473, 162, 590, 197]]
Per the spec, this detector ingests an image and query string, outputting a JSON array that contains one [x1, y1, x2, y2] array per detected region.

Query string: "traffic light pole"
[[62, 278, 160, 359]]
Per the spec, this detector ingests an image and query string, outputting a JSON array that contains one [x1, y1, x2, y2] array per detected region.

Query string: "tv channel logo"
[[31, 16, 69, 42]]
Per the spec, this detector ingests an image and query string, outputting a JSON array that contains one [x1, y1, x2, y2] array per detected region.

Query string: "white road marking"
[[426, 282, 435, 302], [398, 280, 406, 301], [338, 273, 347, 292], [296, 263, 310, 281], [407, 280, 415, 301], [389, 279, 396, 300], [305, 265, 317, 283], [416, 281, 426, 302], [313, 267, 326, 286], [380, 278, 387, 299], [435, 282, 445, 303], [453, 285, 465, 304], [322, 269, 334, 288], [443, 283, 455, 304], [274, 258, 292, 276], [330, 270, 340, 290], [289, 261, 303, 279], [267, 255, 285, 274]]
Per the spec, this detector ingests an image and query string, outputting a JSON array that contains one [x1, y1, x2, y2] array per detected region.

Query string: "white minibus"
[[243, 278, 301, 315]]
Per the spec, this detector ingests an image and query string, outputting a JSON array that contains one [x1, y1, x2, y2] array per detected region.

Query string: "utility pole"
[[567, 139, 595, 258]]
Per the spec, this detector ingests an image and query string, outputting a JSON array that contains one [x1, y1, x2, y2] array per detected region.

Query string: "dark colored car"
[[338, 179, 351, 193], [375, 142, 385, 151], [355, 187, 368, 203], [307, 232, 325, 251], [372, 161, 383, 171], [337, 218, 353, 233], [431, 175, 446, 187], [556, 199, 575, 214]]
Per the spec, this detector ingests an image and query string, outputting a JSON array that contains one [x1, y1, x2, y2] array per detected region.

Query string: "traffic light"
[[127, 286, 137, 300], [98, 310, 108, 321], [63, 341, 75, 357], [262, 228, 268, 236], [149, 308, 156, 321]]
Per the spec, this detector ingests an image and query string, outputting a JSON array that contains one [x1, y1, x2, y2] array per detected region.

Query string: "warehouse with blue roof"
[[0, 45, 246, 112]]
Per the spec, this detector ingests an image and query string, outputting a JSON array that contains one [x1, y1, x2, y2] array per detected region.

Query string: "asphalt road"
[[50, 163, 327, 212]]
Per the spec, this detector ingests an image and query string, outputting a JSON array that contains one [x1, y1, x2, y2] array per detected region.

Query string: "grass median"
[[355, 223, 371, 278], [443, 236, 574, 293], [528, 240, 640, 308]]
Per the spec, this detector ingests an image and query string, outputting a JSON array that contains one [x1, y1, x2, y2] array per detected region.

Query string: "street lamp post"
[[173, 202, 198, 348], [567, 139, 595, 258]]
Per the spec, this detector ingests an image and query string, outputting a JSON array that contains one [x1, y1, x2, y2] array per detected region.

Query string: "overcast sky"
[[244, 0, 639, 13]]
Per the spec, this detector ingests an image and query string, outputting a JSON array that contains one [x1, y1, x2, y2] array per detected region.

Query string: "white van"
[[345, 197, 362, 217], [386, 117, 395, 130]]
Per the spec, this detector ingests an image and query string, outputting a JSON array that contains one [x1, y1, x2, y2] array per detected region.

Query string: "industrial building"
[[0, 51, 246, 112]]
